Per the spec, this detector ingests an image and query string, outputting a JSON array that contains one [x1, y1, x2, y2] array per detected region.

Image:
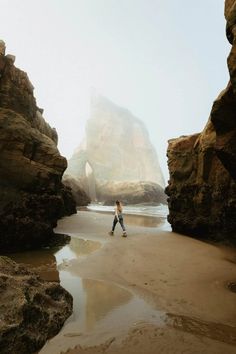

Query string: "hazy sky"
[[0, 0, 230, 182]]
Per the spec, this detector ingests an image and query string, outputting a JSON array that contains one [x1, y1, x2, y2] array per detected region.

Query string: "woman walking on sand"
[[109, 200, 127, 237]]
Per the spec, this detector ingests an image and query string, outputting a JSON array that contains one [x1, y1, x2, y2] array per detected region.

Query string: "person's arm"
[[115, 207, 119, 221]]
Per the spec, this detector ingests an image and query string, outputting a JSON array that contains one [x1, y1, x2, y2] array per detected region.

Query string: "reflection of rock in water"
[[69, 238, 101, 257], [82, 279, 132, 331], [123, 214, 165, 228], [8, 249, 60, 282]]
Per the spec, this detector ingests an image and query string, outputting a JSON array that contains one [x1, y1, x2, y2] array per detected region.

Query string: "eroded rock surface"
[[166, 1, 236, 242], [63, 174, 91, 206], [0, 43, 76, 251], [0, 256, 73, 354], [67, 95, 166, 205]]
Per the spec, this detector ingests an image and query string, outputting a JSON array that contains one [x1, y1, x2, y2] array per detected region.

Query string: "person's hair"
[[116, 200, 122, 212]]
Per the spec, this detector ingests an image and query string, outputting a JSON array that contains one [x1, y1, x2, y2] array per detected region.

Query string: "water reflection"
[[9, 238, 102, 283], [69, 238, 101, 257], [40, 272, 165, 354], [83, 278, 132, 331], [55, 273, 133, 332], [9, 249, 60, 282], [124, 214, 165, 227], [8, 236, 166, 354]]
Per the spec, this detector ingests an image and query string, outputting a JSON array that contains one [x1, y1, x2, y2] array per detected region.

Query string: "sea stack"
[[166, 0, 236, 243], [0, 41, 76, 251], [66, 94, 166, 205]]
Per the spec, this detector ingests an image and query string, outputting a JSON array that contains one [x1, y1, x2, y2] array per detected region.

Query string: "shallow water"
[[10, 238, 101, 282], [8, 210, 236, 353], [8, 235, 166, 354]]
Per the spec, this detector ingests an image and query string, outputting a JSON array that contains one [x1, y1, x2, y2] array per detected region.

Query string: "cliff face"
[[0, 42, 76, 251], [166, 1, 236, 242], [67, 95, 166, 205]]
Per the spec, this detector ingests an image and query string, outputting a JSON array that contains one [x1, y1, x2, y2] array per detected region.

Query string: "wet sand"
[[10, 211, 236, 354]]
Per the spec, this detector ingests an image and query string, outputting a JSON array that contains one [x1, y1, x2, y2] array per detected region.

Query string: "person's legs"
[[119, 218, 127, 236], [109, 218, 118, 236], [112, 217, 118, 232], [119, 218, 126, 231]]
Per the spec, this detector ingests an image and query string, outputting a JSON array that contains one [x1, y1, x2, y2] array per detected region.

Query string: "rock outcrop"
[[0, 42, 76, 251], [97, 180, 167, 205], [63, 174, 91, 206], [166, 1, 236, 242], [67, 95, 166, 205], [0, 256, 73, 354]]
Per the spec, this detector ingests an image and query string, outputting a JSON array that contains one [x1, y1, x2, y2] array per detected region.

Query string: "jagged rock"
[[0, 256, 73, 354], [63, 175, 91, 206], [0, 42, 76, 251], [67, 95, 165, 204], [166, 2, 236, 242]]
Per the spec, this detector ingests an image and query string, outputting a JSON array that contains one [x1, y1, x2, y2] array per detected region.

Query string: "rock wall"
[[63, 174, 91, 206], [0, 256, 73, 353], [0, 42, 76, 251], [166, 1, 236, 242], [67, 94, 166, 205]]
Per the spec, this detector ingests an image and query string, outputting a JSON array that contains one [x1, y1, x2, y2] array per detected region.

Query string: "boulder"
[[0, 256, 73, 354], [97, 180, 167, 205]]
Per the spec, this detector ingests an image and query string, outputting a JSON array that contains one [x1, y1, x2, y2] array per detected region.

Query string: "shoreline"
[[36, 210, 236, 353]]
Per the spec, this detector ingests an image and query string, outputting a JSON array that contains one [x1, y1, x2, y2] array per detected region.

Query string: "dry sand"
[[40, 211, 236, 354]]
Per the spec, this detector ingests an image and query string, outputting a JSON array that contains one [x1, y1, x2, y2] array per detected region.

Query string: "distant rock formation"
[[166, 1, 236, 242], [97, 180, 167, 206], [0, 41, 76, 251], [0, 256, 73, 354], [67, 95, 166, 205]]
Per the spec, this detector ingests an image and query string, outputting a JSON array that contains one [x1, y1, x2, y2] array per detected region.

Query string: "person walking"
[[109, 200, 127, 237]]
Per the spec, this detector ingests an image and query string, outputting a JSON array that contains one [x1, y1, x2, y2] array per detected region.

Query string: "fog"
[[0, 0, 230, 182]]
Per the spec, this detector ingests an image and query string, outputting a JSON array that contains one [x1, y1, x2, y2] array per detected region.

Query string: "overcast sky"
[[0, 0, 230, 182]]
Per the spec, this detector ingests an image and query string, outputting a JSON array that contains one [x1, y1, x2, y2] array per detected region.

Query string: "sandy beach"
[[29, 210, 236, 354]]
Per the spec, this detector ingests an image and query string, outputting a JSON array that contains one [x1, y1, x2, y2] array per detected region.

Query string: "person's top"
[[115, 206, 123, 220]]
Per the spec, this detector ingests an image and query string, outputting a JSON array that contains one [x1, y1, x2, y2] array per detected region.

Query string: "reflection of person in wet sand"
[[109, 200, 127, 237]]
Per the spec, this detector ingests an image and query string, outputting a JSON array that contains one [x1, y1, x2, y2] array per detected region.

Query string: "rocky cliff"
[[166, 1, 236, 242], [0, 41, 76, 251], [67, 94, 166, 205]]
